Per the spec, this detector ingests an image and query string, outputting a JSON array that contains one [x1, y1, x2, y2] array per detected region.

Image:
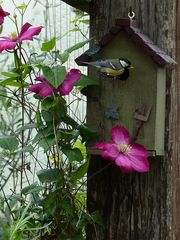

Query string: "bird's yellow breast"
[[100, 67, 124, 76]]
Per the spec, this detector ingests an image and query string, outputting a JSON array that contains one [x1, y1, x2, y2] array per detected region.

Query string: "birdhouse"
[[75, 18, 176, 156]]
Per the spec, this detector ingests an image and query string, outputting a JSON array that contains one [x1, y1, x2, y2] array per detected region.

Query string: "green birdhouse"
[[76, 18, 176, 156]]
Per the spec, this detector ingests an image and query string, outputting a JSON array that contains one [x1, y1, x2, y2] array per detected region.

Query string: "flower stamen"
[[9, 32, 17, 39], [119, 143, 132, 154]]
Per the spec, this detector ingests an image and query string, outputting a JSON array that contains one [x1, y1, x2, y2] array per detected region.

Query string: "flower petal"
[[115, 154, 134, 173], [127, 144, 149, 172], [111, 125, 130, 145], [101, 145, 119, 161], [0, 6, 10, 25], [19, 22, 32, 37], [0, 6, 10, 18], [94, 142, 113, 150], [18, 24, 43, 42], [29, 83, 56, 97], [58, 69, 81, 96], [0, 17, 4, 25], [28, 83, 44, 93], [0, 39, 16, 52], [130, 143, 148, 158], [128, 154, 149, 172], [38, 86, 56, 97], [29, 77, 57, 97]]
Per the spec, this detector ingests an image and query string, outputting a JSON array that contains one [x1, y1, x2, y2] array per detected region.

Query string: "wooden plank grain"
[[172, 1, 180, 239]]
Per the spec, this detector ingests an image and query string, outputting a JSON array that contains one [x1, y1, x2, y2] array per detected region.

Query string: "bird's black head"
[[119, 58, 131, 68], [117, 68, 129, 80]]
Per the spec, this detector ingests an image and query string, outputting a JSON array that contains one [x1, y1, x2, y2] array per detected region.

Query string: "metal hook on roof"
[[128, 7, 135, 20]]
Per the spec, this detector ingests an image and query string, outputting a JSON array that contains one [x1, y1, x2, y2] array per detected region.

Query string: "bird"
[[82, 58, 132, 80]]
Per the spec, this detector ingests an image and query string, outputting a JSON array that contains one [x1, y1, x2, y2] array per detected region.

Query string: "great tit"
[[83, 58, 131, 80]]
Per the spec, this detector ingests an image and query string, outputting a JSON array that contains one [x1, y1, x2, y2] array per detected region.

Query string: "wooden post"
[[172, 1, 180, 239], [86, 0, 178, 239]]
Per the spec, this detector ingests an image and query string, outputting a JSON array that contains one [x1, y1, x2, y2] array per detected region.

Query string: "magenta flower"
[[29, 69, 81, 97], [0, 6, 10, 25], [95, 125, 149, 173], [0, 22, 43, 52]]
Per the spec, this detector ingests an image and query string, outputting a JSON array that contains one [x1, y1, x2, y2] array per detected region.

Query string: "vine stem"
[[20, 86, 25, 193], [15, 46, 25, 195], [0, 186, 15, 220], [75, 161, 113, 195]]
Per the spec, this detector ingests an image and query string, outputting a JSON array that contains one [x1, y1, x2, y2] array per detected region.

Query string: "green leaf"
[[78, 125, 98, 142], [41, 97, 55, 110], [56, 129, 79, 142], [75, 74, 98, 87], [0, 25, 3, 35], [56, 50, 70, 64], [42, 65, 66, 88], [36, 110, 43, 125], [41, 96, 66, 111], [74, 140, 87, 159], [0, 135, 19, 151], [69, 28, 80, 32], [32, 126, 53, 144], [79, 19, 90, 24], [41, 37, 56, 52], [18, 145, 34, 153], [0, 78, 28, 87], [16, 123, 39, 133], [21, 183, 44, 195], [41, 110, 53, 123], [0, 72, 19, 78], [37, 169, 64, 183], [38, 135, 56, 152], [41, 96, 67, 123], [63, 147, 83, 163], [66, 39, 89, 53], [22, 64, 32, 78], [61, 114, 79, 128], [72, 160, 89, 181]]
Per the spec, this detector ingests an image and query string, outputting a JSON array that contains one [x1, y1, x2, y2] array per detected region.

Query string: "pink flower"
[[0, 6, 10, 25], [29, 69, 81, 97], [0, 22, 43, 52], [95, 125, 149, 173]]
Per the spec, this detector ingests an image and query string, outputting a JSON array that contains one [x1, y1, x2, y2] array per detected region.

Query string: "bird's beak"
[[130, 66, 134, 69]]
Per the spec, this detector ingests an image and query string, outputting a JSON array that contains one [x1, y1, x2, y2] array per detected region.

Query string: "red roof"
[[75, 18, 176, 67]]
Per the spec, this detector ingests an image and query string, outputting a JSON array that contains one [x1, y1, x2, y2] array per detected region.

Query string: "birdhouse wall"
[[87, 31, 165, 155]]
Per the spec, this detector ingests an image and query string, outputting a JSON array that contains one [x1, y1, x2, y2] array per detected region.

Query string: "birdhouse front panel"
[[88, 31, 165, 155]]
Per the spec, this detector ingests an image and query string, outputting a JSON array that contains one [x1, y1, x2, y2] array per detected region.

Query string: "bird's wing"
[[82, 59, 123, 69]]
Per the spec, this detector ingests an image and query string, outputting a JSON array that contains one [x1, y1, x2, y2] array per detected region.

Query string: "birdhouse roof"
[[61, 0, 90, 13], [75, 18, 176, 67]]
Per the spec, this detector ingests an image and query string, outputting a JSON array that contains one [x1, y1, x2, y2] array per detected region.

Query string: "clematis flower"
[[95, 125, 149, 173], [29, 69, 81, 97], [0, 22, 43, 52], [0, 6, 10, 25]]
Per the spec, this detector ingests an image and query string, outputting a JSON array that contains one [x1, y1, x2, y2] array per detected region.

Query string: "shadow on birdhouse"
[[75, 18, 176, 156]]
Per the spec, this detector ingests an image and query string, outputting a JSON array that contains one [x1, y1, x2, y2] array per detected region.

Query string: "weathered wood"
[[87, 0, 177, 239], [87, 156, 167, 240], [172, 2, 180, 239]]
